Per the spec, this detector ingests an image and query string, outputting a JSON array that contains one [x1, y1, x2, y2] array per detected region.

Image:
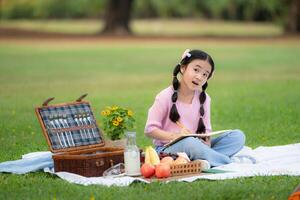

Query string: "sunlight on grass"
[[0, 19, 283, 36], [0, 19, 103, 34], [133, 19, 283, 36]]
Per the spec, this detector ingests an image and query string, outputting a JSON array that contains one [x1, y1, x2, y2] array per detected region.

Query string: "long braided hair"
[[170, 49, 215, 134]]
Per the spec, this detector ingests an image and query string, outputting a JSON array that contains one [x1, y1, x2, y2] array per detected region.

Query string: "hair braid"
[[170, 64, 181, 122], [196, 82, 208, 134]]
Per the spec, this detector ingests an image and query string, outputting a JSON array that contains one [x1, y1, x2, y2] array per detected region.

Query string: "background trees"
[[0, 0, 299, 34]]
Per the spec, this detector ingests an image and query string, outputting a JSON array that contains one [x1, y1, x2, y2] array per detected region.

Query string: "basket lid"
[[35, 95, 105, 153]]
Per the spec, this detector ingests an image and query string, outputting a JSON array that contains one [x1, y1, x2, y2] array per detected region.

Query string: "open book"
[[163, 129, 232, 148]]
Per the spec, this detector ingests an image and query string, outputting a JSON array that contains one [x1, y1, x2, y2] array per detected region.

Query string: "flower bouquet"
[[101, 106, 135, 141]]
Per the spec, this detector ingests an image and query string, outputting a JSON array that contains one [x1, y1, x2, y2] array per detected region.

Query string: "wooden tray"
[[170, 160, 202, 176]]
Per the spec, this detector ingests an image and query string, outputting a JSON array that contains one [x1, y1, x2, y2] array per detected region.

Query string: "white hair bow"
[[181, 49, 191, 59]]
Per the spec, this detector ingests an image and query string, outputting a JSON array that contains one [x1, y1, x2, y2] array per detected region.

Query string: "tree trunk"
[[285, 0, 300, 34], [101, 0, 134, 36]]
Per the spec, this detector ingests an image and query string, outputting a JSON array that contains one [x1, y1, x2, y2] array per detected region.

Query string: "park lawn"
[[0, 18, 283, 37], [0, 38, 299, 199]]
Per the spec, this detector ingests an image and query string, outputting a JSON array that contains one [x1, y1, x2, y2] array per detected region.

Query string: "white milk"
[[124, 150, 141, 176]]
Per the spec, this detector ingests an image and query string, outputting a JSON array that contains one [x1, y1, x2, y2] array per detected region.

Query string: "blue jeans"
[[156, 130, 245, 167]]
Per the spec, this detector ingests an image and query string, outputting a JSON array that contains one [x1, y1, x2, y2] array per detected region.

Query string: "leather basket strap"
[[42, 97, 55, 106], [76, 93, 88, 102]]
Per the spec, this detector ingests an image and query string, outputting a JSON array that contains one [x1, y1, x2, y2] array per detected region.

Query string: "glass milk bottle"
[[124, 132, 141, 176]]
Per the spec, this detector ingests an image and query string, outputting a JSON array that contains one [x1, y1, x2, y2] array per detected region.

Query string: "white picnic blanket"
[[1, 143, 300, 186], [182, 143, 300, 182], [45, 143, 300, 186]]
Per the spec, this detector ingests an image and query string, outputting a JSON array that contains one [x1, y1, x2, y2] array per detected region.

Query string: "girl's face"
[[180, 59, 212, 91]]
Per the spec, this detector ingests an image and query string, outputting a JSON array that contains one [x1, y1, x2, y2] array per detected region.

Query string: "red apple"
[[155, 163, 171, 178], [140, 163, 155, 178]]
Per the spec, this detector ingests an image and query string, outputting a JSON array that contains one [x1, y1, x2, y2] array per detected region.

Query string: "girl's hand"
[[180, 127, 192, 136], [202, 136, 211, 147], [170, 128, 191, 140]]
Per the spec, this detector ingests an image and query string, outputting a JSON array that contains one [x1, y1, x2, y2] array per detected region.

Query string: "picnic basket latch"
[[76, 93, 88, 102], [95, 159, 105, 167], [42, 97, 55, 106], [109, 159, 114, 167]]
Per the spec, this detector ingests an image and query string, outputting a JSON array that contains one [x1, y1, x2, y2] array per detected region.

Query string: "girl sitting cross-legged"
[[144, 49, 247, 169]]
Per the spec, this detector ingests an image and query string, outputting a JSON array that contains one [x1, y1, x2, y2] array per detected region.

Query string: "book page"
[[163, 130, 231, 148]]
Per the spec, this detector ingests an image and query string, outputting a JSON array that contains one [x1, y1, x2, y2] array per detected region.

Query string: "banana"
[[144, 146, 151, 165], [148, 146, 160, 165]]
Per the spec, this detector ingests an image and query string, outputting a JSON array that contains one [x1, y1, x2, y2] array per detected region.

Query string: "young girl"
[[144, 49, 246, 168]]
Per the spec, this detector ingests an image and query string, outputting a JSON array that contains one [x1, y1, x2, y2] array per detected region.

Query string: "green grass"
[[0, 19, 283, 36], [0, 38, 300, 199]]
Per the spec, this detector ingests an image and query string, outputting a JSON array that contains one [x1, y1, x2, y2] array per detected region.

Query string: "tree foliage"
[[1, 0, 298, 33], [0, 0, 288, 22]]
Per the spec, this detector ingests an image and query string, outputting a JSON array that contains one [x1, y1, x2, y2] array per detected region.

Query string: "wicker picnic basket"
[[35, 94, 124, 177]]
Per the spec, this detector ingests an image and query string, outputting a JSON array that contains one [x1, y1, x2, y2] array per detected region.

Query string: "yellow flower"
[[111, 106, 118, 111], [101, 105, 136, 140], [116, 116, 123, 122], [128, 110, 133, 116], [112, 120, 119, 126]]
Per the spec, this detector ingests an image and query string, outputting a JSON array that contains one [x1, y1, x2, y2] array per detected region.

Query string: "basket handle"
[[42, 97, 55, 106], [76, 93, 88, 102]]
